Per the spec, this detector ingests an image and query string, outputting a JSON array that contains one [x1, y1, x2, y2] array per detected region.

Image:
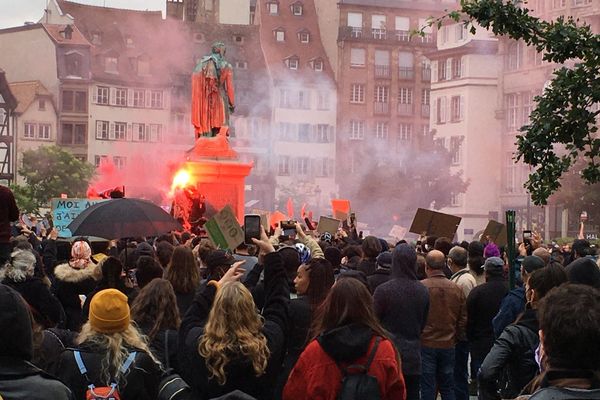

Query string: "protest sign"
[[52, 198, 108, 237], [409, 208, 462, 239], [251, 209, 270, 231], [389, 225, 408, 241], [317, 216, 341, 235], [205, 205, 244, 250], [331, 199, 351, 221], [481, 220, 507, 247]]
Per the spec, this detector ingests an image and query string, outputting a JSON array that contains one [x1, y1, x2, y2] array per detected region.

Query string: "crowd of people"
[[1, 185, 600, 400]]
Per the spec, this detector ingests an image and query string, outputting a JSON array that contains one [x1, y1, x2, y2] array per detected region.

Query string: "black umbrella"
[[67, 198, 183, 239]]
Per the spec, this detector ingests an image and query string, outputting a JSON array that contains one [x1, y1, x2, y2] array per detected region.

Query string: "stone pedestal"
[[184, 135, 252, 220]]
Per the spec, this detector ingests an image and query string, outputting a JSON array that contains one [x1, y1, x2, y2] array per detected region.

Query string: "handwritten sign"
[[51, 198, 108, 238], [389, 225, 408, 241], [205, 205, 244, 250]]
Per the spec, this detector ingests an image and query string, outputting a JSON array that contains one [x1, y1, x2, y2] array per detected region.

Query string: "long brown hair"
[[309, 277, 388, 340], [130, 279, 181, 340], [303, 258, 335, 311], [164, 245, 200, 293]]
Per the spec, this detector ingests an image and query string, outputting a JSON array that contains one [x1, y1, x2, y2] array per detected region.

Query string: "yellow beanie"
[[89, 289, 130, 334]]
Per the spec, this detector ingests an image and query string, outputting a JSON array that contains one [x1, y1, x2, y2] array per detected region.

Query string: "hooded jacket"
[[492, 287, 526, 338], [373, 244, 430, 376], [283, 323, 406, 400], [478, 308, 540, 400], [52, 262, 99, 331], [0, 284, 73, 400]]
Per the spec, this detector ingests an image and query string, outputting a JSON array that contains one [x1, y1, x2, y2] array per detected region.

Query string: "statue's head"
[[211, 41, 226, 56]]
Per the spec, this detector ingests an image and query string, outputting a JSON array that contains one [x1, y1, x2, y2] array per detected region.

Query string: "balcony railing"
[[350, 27, 362, 38], [421, 33, 433, 43], [398, 67, 414, 80], [422, 67, 431, 81], [375, 65, 390, 78], [374, 102, 390, 115], [395, 30, 410, 42], [421, 104, 430, 117], [372, 28, 387, 40], [397, 103, 413, 116]]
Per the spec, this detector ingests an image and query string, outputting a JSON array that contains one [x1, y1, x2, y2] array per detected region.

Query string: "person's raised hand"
[[252, 225, 276, 255], [295, 222, 306, 239], [49, 228, 58, 240], [518, 242, 527, 257], [218, 260, 246, 286]]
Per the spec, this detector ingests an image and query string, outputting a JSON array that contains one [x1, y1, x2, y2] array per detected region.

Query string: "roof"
[[57, 0, 185, 86], [42, 23, 90, 46], [258, 0, 335, 85], [338, 0, 458, 11], [8, 81, 53, 114], [0, 70, 18, 111]]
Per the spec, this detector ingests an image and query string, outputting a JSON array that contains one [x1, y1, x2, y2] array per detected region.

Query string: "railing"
[[350, 27, 362, 38], [395, 30, 410, 42], [372, 28, 387, 40], [398, 67, 414, 80], [397, 103, 413, 116], [374, 102, 390, 115], [375, 65, 390, 78]]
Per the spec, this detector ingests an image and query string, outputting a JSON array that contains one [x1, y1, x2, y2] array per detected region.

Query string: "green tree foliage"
[[451, 0, 600, 205], [550, 159, 600, 225], [11, 146, 94, 213]]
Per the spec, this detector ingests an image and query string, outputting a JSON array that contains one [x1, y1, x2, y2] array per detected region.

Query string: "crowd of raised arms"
[[1, 186, 600, 400]]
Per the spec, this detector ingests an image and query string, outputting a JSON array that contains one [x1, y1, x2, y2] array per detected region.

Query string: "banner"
[[409, 208, 462, 239], [52, 198, 108, 237], [205, 205, 244, 250], [331, 199, 351, 221]]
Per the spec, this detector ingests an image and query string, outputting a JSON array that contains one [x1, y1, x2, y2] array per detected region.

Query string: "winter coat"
[[175, 289, 197, 317], [1, 276, 64, 328], [52, 262, 98, 331], [35, 328, 77, 375], [0, 184, 19, 244], [374, 268, 429, 376], [138, 325, 179, 372], [282, 323, 406, 400], [55, 341, 162, 399], [357, 258, 378, 276], [0, 357, 74, 400], [478, 308, 540, 400], [492, 287, 526, 338], [467, 276, 509, 360], [368, 268, 391, 293], [523, 370, 600, 400], [179, 252, 289, 400]]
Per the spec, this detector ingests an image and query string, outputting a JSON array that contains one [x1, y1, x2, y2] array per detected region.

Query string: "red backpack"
[[73, 350, 137, 400]]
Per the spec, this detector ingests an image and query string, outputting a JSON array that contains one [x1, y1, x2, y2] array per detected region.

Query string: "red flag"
[[287, 197, 294, 219], [301, 203, 307, 219], [269, 211, 287, 228]]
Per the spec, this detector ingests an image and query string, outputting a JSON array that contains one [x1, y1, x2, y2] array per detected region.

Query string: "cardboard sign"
[[331, 199, 351, 221], [51, 198, 108, 237], [205, 205, 244, 250], [317, 216, 341, 235], [409, 208, 462, 239], [389, 225, 408, 241], [481, 220, 507, 247], [251, 209, 270, 231]]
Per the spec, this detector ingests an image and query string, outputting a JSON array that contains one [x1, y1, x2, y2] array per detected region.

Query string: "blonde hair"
[[78, 322, 159, 385], [198, 282, 269, 385]]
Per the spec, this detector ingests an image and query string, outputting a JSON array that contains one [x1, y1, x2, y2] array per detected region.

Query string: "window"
[[38, 99, 46, 111], [395, 16, 410, 41], [374, 85, 389, 114], [298, 124, 311, 142], [268, 2, 279, 15], [297, 157, 309, 175], [91, 31, 102, 45], [95, 120, 109, 140], [450, 192, 461, 207], [94, 155, 107, 167], [287, 57, 299, 70], [419, 18, 433, 43], [24, 123, 35, 139], [450, 136, 462, 165], [350, 48, 365, 67], [133, 123, 147, 142], [151, 91, 163, 108], [133, 89, 145, 107], [38, 124, 51, 139], [291, 2, 303, 15], [115, 88, 127, 106], [450, 96, 463, 122], [455, 24, 467, 41], [313, 59, 323, 71], [398, 52, 414, 79], [421, 58, 431, 81], [349, 120, 365, 140], [235, 61, 248, 69], [125, 36, 134, 48], [65, 52, 82, 76], [522, 91, 533, 125], [113, 156, 126, 169], [375, 50, 390, 78], [278, 155, 290, 175], [317, 91, 330, 110], [62, 90, 87, 113], [436, 96, 447, 123], [372, 14, 386, 39], [347, 12, 363, 37], [398, 87, 413, 115], [137, 58, 150, 76], [452, 57, 463, 78], [316, 158, 332, 177], [275, 29, 285, 42], [398, 123, 412, 141], [421, 89, 430, 117], [573, 0, 591, 6], [506, 93, 519, 130], [375, 122, 388, 139], [96, 86, 109, 105], [279, 122, 295, 140], [438, 59, 447, 80], [422, 125, 430, 137], [553, 0, 566, 8], [507, 42, 523, 70], [114, 122, 127, 141], [316, 124, 330, 142], [61, 123, 87, 145], [105, 56, 118, 73], [297, 90, 310, 109], [350, 84, 365, 103], [279, 88, 292, 108], [299, 31, 310, 43]]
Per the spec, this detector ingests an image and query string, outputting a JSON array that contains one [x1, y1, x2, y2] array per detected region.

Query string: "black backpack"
[[335, 336, 382, 400]]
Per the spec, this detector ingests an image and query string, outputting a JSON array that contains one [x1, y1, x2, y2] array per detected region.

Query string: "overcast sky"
[[0, 0, 166, 29]]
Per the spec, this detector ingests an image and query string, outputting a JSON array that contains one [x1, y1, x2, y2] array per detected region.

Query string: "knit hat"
[[566, 257, 600, 289], [376, 251, 392, 269], [484, 256, 504, 272], [324, 246, 342, 268], [89, 289, 130, 333], [0, 284, 33, 360], [484, 243, 500, 258], [522, 255, 545, 274], [70, 240, 92, 269]]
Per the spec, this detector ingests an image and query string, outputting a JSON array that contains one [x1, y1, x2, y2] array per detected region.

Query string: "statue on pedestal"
[[191, 42, 235, 139]]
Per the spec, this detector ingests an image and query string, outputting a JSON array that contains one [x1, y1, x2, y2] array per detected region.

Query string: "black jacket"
[[51, 263, 98, 331], [1, 277, 64, 328], [0, 357, 73, 400], [55, 342, 162, 399], [179, 252, 289, 400], [467, 276, 508, 360], [478, 308, 540, 400], [367, 268, 391, 293], [357, 258, 377, 276]]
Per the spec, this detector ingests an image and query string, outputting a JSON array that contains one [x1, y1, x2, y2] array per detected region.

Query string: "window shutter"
[[460, 96, 465, 120], [109, 88, 116, 105], [446, 59, 452, 80], [92, 87, 98, 104], [127, 123, 132, 141], [432, 97, 437, 123], [146, 124, 151, 141], [329, 126, 334, 142], [431, 61, 438, 83], [127, 89, 134, 107], [145, 90, 152, 108], [109, 122, 115, 140], [446, 97, 451, 122], [460, 57, 465, 77], [95, 120, 102, 139], [440, 97, 447, 123]]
